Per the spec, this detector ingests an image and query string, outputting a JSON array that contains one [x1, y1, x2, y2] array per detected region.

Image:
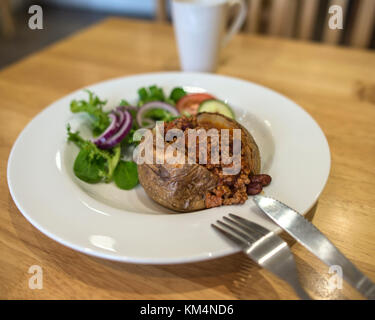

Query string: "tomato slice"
[[176, 93, 216, 115]]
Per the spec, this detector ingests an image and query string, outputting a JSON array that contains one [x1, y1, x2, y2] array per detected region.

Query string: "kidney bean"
[[250, 174, 272, 187], [247, 183, 263, 195]]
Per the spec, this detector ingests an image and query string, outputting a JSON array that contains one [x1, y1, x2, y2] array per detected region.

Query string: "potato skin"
[[137, 163, 218, 212], [137, 113, 261, 212]]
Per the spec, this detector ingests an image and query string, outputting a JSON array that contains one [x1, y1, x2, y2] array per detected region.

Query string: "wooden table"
[[1, 18, 375, 300]]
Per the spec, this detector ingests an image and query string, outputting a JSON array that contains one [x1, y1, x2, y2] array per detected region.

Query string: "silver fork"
[[212, 214, 311, 300]]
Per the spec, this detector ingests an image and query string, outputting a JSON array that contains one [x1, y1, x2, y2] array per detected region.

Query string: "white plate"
[[7, 72, 330, 264]]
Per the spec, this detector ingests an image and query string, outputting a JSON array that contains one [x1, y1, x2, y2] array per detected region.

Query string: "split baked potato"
[[137, 112, 261, 212]]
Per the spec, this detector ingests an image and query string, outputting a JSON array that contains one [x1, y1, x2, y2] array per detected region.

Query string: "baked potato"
[[137, 112, 261, 212]]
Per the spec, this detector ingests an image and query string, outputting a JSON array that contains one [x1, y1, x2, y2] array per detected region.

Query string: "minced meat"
[[164, 116, 271, 209]]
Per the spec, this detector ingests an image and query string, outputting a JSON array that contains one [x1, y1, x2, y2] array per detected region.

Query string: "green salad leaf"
[[169, 87, 186, 103], [113, 160, 139, 190], [143, 108, 176, 122], [136, 85, 186, 107], [67, 126, 121, 183], [119, 99, 130, 106], [70, 90, 110, 136], [73, 148, 106, 183], [137, 85, 166, 106]]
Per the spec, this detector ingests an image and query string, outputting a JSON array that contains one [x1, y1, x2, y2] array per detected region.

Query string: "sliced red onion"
[[115, 110, 125, 129], [136, 101, 179, 128], [99, 110, 132, 149], [92, 113, 118, 145]]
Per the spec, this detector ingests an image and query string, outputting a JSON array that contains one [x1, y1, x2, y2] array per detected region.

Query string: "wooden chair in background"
[[156, 0, 168, 22], [0, 0, 15, 37], [156, 0, 375, 48], [349, 0, 375, 47]]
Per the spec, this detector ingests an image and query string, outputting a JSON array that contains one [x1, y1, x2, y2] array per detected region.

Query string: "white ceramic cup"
[[171, 0, 246, 72]]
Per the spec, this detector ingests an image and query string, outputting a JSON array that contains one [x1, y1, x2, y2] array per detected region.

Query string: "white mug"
[[171, 0, 247, 72]]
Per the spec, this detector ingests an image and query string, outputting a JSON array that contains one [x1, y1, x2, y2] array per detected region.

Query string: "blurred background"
[[0, 0, 374, 70]]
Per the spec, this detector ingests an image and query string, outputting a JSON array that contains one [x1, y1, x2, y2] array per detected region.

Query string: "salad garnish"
[[70, 90, 110, 136], [66, 86, 234, 190]]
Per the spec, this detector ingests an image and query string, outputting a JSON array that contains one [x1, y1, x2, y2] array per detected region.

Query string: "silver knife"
[[253, 195, 375, 300]]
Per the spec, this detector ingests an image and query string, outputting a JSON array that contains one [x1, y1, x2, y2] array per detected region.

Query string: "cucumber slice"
[[198, 99, 235, 119]]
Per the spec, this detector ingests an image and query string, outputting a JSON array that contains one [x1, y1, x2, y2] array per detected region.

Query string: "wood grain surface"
[[1, 18, 374, 300]]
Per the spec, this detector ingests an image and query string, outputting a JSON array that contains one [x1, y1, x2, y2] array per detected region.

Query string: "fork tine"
[[226, 215, 266, 239], [216, 220, 253, 244], [222, 216, 258, 242], [229, 213, 270, 237], [211, 223, 247, 247]]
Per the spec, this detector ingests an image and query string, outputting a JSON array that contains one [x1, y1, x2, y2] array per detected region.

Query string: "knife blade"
[[253, 195, 375, 300]]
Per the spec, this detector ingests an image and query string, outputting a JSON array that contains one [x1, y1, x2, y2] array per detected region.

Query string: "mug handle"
[[222, 0, 247, 47]]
